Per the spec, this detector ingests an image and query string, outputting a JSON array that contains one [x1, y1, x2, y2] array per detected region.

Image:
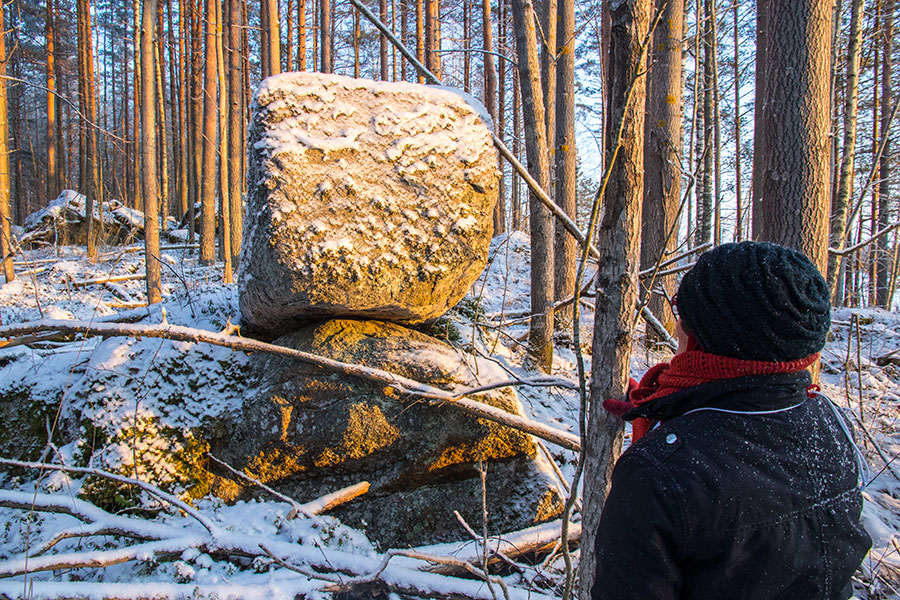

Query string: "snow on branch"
[[0, 318, 582, 451]]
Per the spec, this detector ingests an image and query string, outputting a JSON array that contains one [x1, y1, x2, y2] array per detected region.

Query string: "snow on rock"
[[212, 318, 564, 548], [239, 72, 500, 336], [22, 190, 147, 247]]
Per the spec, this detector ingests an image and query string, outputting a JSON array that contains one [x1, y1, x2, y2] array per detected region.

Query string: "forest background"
[[0, 0, 898, 598]]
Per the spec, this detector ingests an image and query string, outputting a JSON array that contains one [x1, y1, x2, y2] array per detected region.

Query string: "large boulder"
[[239, 73, 500, 336], [211, 319, 564, 548]]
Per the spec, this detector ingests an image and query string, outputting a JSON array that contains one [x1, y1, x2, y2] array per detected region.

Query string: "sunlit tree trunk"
[[0, 4, 13, 283], [142, 0, 162, 303], [201, 0, 218, 264], [641, 0, 683, 337], [77, 0, 101, 257], [512, 0, 554, 372], [416, 0, 424, 82], [482, 0, 501, 233], [215, 0, 232, 281], [553, 0, 578, 325], [381, 0, 389, 79], [297, 0, 306, 70], [496, 0, 507, 233], [875, 0, 893, 307], [155, 9, 170, 231], [227, 0, 244, 264], [46, 0, 60, 202]]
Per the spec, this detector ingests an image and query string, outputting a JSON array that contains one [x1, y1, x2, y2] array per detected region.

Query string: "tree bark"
[[640, 0, 683, 338], [826, 0, 865, 300], [757, 0, 833, 274], [263, 0, 281, 77], [497, 0, 507, 233], [77, 0, 100, 257], [142, 0, 162, 304], [227, 0, 244, 265], [553, 0, 578, 325], [297, 0, 307, 70], [200, 0, 218, 265], [512, 0, 554, 372], [876, 0, 893, 307], [381, 0, 389, 79], [751, 0, 768, 240], [321, 0, 332, 73], [216, 0, 233, 282], [0, 3, 11, 282], [415, 0, 424, 82], [482, 0, 501, 234], [579, 0, 650, 597], [698, 0, 713, 245], [45, 0, 60, 202]]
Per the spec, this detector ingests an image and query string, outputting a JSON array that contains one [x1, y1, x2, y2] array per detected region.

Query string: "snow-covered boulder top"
[[239, 72, 500, 336]]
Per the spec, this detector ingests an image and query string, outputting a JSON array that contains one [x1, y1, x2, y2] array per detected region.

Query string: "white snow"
[[0, 233, 898, 598]]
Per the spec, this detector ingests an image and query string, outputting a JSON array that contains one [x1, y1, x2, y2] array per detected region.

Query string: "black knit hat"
[[675, 242, 830, 361]]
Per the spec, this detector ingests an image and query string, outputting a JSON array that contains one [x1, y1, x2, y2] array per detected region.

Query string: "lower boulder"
[[212, 319, 564, 548]]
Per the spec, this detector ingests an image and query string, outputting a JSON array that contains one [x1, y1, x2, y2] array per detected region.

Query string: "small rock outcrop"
[[22, 190, 146, 247], [239, 72, 500, 336], [211, 319, 564, 547]]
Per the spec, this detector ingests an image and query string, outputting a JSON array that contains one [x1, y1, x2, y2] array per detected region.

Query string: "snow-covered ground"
[[0, 233, 898, 599]]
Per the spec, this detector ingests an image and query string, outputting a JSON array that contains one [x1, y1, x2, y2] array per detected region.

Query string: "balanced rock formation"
[[211, 319, 564, 548], [239, 72, 500, 336]]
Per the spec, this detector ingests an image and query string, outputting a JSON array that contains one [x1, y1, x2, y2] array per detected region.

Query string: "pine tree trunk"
[[0, 3, 12, 283], [827, 0, 864, 299], [553, 0, 578, 324], [733, 0, 743, 240], [541, 0, 557, 185], [496, 0, 507, 233], [155, 11, 170, 231], [415, 0, 424, 82], [511, 0, 554, 372], [200, 0, 218, 264], [875, 0, 893, 307], [381, 0, 389, 79], [175, 0, 189, 219], [321, 0, 332, 73], [216, 0, 232, 281], [189, 0, 203, 243], [78, 0, 100, 257], [286, 0, 294, 69], [298, 0, 306, 70], [758, 0, 833, 274], [227, 0, 244, 264], [751, 0, 768, 240], [698, 0, 713, 245], [710, 0, 722, 245], [579, 0, 650, 596], [263, 0, 281, 77], [482, 0, 501, 233], [463, 0, 470, 92], [142, 0, 162, 303], [46, 0, 59, 202], [640, 0, 683, 337]]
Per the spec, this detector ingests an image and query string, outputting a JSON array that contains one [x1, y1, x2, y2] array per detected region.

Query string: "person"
[[592, 241, 872, 600]]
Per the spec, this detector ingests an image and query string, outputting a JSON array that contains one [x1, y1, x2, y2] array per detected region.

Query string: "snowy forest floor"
[[0, 233, 898, 599]]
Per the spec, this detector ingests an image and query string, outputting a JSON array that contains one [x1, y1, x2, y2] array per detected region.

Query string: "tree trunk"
[[200, 0, 218, 265], [698, 0, 713, 245], [380, 0, 389, 79], [512, 75, 521, 229], [0, 3, 12, 283], [77, 0, 100, 257], [757, 0, 833, 274], [463, 0, 470, 92], [155, 10, 170, 231], [640, 0, 683, 338], [142, 0, 162, 303], [189, 0, 203, 243], [227, 0, 244, 265], [46, 0, 59, 202], [751, 0, 768, 240], [826, 0, 865, 299], [416, 0, 424, 82], [496, 0, 507, 233], [175, 0, 189, 219], [321, 0, 332, 73], [286, 0, 294, 70], [579, 0, 650, 597], [733, 0, 743, 240], [553, 0, 578, 324], [298, 0, 306, 70], [263, 0, 281, 77], [876, 0, 893, 307], [216, 0, 232, 282], [710, 0, 722, 245], [483, 0, 501, 233], [541, 0, 557, 187], [511, 0, 554, 372], [426, 0, 441, 77]]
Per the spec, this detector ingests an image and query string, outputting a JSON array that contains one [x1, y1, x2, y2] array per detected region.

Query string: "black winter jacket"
[[591, 371, 871, 600]]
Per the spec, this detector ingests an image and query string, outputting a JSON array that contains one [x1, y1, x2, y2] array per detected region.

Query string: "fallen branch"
[[0, 318, 581, 451], [71, 273, 146, 287]]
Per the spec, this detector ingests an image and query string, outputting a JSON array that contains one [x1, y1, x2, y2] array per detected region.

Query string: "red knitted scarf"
[[604, 336, 819, 442]]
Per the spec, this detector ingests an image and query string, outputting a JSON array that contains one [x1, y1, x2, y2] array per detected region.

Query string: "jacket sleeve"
[[591, 452, 684, 600]]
